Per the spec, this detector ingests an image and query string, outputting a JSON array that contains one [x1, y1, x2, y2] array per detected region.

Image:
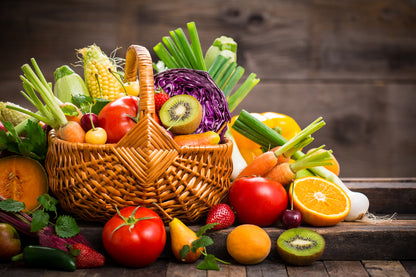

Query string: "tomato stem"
[[110, 206, 156, 238]]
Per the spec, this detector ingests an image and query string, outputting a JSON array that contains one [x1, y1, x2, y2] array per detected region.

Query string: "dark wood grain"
[[0, 0, 415, 178], [286, 261, 329, 277], [363, 260, 411, 277], [324, 261, 370, 277]]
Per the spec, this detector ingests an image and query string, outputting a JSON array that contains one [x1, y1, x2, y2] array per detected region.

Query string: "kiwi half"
[[159, 94, 202, 135], [276, 228, 325, 266]]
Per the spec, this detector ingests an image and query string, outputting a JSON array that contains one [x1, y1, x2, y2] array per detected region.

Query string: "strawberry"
[[206, 203, 235, 230], [71, 243, 105, 269], [154, 90, 170, 114]]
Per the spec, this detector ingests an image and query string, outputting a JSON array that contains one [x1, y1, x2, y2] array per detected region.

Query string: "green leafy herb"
[[71, 95, 110, 115], [0, 119, 47, 162], [0, 194, 80, 239], [0, 199, 26, 212], [197, 254, 220, 271], [196, 223, 218, 237], [37, 194, 59, 217], [180, 223, 230, 271], [60, 104, 80, 117], [179, 244, 191, 260], [30, 209, 50, 232], [55, 215, 80, 238]]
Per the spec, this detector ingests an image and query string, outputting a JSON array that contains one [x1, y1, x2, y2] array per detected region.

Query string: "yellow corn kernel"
[[78, 44, 124, 101]]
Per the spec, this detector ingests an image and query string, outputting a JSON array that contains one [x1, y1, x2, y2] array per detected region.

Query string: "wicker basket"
[[45, 45, 233, 223]]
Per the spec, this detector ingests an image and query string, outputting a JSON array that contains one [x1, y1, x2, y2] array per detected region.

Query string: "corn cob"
[[77, 44, 124, 101], [0, 101, 31, 126]]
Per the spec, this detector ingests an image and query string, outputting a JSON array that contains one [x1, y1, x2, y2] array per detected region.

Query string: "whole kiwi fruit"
[[159, 94, 202, 135], [276, 228, 325, 266]]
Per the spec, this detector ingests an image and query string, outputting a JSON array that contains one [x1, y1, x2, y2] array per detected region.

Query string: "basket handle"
[[124, 45, 155, 120]]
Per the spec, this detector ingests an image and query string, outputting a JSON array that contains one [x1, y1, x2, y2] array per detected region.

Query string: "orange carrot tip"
[[57, 121, 85, 143], [264, 162, 295, 186], [236, 151, 278, 179]]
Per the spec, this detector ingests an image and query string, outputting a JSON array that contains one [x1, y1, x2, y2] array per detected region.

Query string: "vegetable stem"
[[272, 117, 325, 158], [227, 74, 260, 112], [290, 146, 333, 172], [187, 21, 206, 71], [20, 60, 68, 128]]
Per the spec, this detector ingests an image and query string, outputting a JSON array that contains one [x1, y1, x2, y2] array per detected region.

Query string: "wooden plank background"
[[0, 0, 415, 178]]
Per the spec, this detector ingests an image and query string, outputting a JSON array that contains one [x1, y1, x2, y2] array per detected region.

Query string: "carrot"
[[264, 162, 295, 186], [270, 146, 291, 164], [57, 121, 85, 143], [236, 151, 278, 178], [236, 117, 325, 179], [264, 146, 334, 186]]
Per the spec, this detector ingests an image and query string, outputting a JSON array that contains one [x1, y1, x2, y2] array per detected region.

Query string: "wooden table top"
[[1, 178, 415, 276]]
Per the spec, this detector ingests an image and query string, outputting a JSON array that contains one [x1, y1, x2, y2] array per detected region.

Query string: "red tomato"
[[102, 206, 166, 267], [98, 96, 138, 143], [228, 176, 288, 227]]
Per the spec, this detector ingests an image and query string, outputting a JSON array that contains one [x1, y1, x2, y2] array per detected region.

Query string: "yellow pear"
[[169, 217, 202, 263], [152, 203, 203, 263]]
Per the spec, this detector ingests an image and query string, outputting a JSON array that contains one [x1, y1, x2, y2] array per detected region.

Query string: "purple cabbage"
[[154, 69, 231, 137]]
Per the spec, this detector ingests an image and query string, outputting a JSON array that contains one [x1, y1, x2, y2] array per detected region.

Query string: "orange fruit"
[[306, 148, 340, 176], [290, 176, 351, 226], [226, 224, 271, 265]]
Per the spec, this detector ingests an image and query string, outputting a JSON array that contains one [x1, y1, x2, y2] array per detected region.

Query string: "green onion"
[[209, 55, 231, 80], [222, 66, 244, 97], [227, 74, 260, 112], [153, 43, 180, 69], [173, 28, 199, 69], [211, 55, 231, 83], [153, 22, 260, 113], [162, 36, 190, 68], [187, 21, 206, 71]]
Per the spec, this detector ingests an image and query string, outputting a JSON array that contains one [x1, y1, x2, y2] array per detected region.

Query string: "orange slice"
[[290, 176, 351, 226]]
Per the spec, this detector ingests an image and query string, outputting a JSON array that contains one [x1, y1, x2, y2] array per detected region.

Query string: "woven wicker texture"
[[46, 45, 233, 223]]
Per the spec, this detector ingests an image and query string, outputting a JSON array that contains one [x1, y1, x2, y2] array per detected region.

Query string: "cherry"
[[281, 182, 302, 229], [80, 113, 99, 132], [281, 209, 302, 229]]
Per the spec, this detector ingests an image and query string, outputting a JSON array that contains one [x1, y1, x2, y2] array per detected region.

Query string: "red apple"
[[0, 223, 21, 261]]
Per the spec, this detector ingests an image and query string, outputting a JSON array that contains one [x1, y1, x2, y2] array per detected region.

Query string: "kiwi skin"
[[159, 94, 203, 135], [276, 228, 325, 266]]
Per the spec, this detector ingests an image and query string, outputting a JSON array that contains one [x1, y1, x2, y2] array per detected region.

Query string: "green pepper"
[[12, 245, 76, 272]]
